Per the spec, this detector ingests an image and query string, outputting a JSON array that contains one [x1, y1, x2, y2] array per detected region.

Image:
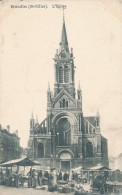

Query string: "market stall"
[[105, 181, 122, 194], [0, 157, 41, 187]]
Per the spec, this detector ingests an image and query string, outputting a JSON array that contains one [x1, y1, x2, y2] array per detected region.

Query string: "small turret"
[[47, 82, 51, 102], [95, 109, 100, 131], [55, 49, 59, 59], [30, 111, 35, 132], [77, 82, 82, 101], [35, 115, 39, 127], [70, 48, 73, 57]]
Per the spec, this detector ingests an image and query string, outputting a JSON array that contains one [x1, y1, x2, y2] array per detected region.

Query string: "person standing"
[[48, 169, 57, 192], [27, 168, 32, 188], [63, 172, 68, 181], [15, 170, 19, 188], [59, 170, 62, 180], [38, 170, 42, 186], [56, 171, 59, 181], [32, 169, 38, 188], [0, 170, 4, 185]]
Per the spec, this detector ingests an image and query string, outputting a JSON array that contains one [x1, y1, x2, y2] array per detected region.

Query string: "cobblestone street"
[[0, 183, 91, 195], [0, 185, 70, 195]]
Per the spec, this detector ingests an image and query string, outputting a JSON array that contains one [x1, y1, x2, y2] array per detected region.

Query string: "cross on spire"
[[63, 7, 65, 22]]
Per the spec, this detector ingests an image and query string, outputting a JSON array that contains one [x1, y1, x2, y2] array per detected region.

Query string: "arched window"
[[60, 101, 62, 108], [64, 66, 70, 83], [37, 143, 44, 158], [60, 99, 68, 108], [56, 118, 71, 146], [59, 66, 63, 83], [86, 141, 93, 157], [63, 99, 65, 108], [66, 101, 68, 107]]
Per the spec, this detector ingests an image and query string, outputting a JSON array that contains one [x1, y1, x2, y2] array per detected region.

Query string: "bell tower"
[[53, 16, 75, 98]]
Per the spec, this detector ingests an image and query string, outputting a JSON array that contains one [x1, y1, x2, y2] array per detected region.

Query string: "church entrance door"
[[59, 152, 71, 172], [61, 161, 70, 172]]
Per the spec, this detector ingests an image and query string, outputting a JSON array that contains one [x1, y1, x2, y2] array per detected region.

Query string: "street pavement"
[[0, 185, 70, 195]]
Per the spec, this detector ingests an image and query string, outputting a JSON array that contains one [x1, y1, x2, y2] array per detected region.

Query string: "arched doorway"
[[55, 118, 71, 146], [37, 143, 44, 158], [60, 152, 71, 172], [86, 141, 93, 157]]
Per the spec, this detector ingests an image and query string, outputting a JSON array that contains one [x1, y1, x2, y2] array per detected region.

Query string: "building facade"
[[109, 154, 122, 171], [28, 17, 108, 171], [0, 125, 21, 163]]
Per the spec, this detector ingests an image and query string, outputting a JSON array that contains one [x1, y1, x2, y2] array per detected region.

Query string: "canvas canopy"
[[0, 157, 41, 167], [72, 166, 82, 173], [90, 165, 111, 171]]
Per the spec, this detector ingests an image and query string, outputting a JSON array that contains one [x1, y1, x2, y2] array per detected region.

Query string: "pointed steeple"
[[78, 81, 81, 91], [77, 81, 82, 101], [47, 82, 51, 102], [96, 109, 100, 130], [54, 12, 75, 98], [30, 111, 35, 131], [59, 14, 69, 53]]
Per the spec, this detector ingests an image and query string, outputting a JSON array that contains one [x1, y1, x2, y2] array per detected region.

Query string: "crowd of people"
[[0, 168, 87, 189], [0, 167, 122, 194]]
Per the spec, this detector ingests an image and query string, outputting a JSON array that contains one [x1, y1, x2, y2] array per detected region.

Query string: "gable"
[[53, 94, 76, 108], [58, 50, 70, 59], [52, 89, 76, 109]]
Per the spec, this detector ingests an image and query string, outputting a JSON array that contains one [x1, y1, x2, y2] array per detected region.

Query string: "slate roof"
[[84, 116, 96, 126]]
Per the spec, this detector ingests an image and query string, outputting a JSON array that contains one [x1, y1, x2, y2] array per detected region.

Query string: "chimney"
[[7, 125, 10, 132], [15, 130, 18, 136]]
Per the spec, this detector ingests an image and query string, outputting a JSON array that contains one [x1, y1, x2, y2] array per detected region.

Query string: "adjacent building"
[[28, 16, 108, 171], [115, 153, 122, 171], [0, 125, 21, 162], [109, 154, 122, 171]]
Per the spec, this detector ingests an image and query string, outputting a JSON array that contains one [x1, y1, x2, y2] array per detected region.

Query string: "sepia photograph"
[[0, 0, 122, 194]]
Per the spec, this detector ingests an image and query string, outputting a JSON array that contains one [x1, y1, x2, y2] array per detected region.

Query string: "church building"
[[28, 16, 108, 171]]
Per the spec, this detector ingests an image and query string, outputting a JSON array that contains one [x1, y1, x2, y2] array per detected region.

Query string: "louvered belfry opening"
[[59, 66, 63, 83], [64, 65, 70, 83]]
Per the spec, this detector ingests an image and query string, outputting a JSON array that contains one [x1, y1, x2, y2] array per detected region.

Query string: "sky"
[[0, 0, 122, 157]]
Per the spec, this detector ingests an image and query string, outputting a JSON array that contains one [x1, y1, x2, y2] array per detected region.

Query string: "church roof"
[[84, 116, 96, 126]]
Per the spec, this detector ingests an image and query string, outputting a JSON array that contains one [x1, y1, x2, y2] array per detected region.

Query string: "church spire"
[[54, 13, 75, 98], [59, 14, 69, 53]]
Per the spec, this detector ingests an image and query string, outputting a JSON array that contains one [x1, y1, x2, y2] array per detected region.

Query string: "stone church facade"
[[28, 17, 108, 171]]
